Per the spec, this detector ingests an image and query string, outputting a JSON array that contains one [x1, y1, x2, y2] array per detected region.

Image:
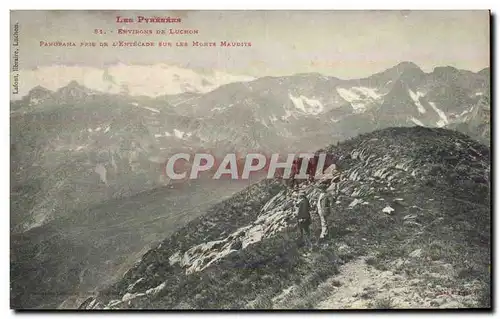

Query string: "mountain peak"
[[395, 61, 421, 70], [53, 80, 95, 103], [478, 67, 490, 77], [13, 64, 255, 98], [432, 66, 460, 74], [28, 85, 53, 95], [22, 85, 54, 106], [56, 80, 92, 94], [393, 61, 424, 76], [65, 80, 86, 89], [67, 80, 80, 86], [365, 61, 424, 86]]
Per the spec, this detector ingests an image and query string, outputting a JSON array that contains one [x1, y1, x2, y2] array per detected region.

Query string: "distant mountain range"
[[10, 63, 256, 99], [10, 62, 490, 233]]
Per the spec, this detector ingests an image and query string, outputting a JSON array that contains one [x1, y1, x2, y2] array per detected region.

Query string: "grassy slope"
[[10, 178, 256, 309], [89, 126, 491, 309]]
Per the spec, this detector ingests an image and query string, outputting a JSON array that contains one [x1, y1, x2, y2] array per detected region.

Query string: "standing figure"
[[307, 154, 319, 182], [289, 158, 300, 189], [316, 183, 333, 241], [296, 191, 312, 249]]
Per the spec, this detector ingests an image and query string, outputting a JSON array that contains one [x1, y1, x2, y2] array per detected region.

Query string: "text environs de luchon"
[[117, 29, 199, 35], [12, 22, 19, 95]]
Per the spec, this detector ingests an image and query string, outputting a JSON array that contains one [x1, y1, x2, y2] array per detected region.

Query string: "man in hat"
[[295, 191, 312, 249]]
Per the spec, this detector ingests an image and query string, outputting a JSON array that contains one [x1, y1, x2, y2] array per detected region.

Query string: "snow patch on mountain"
[[336, 88, 359, 103], [354, 87, 382, 100], [428, 102, 449, 127], [408, 89, 427, 114], [29, 98, 43, 106], [173, 129, 192, 139], [281, 109, 296, 121], [336, 87, 382, 113], [410, 117, 424, 126], [95, 164, 108, 185], [171, 95, 200, 107], [337, 87, 382, 101], [212, 103, 234, 112], [173, 129, 185, 139], [288, 94, 324, 115], [141, 106, 160, 113], [458, 106, 475, 118]]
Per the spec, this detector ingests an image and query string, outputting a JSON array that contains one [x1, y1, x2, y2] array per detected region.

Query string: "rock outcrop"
[[82, 127, 490, 309]]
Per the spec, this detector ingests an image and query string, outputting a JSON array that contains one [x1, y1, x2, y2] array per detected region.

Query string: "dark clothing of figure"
[[290, 158, 301, 189], [297, 196, 311, 221], [298, 220, 312, 248], [307, 155, 319, 182], [296, 195, 312, 248]]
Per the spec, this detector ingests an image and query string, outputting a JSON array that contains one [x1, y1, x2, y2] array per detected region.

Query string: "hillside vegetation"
[[80, 126, 490, 309]]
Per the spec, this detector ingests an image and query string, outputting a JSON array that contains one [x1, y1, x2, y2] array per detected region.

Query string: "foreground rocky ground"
[[79, 127, 490, 310], [273, 255, 485, 309]]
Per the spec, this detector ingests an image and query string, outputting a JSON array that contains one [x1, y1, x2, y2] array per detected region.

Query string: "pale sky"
[[10, 10, 490, 79]]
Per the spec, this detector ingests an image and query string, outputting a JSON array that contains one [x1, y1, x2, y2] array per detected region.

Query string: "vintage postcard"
[[10, 10, 491, 310]]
